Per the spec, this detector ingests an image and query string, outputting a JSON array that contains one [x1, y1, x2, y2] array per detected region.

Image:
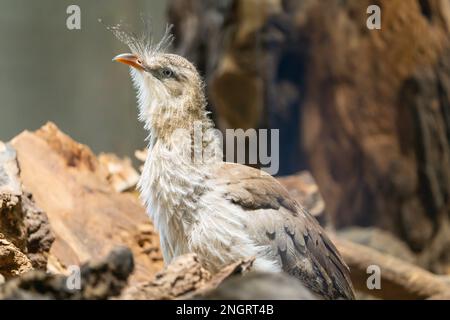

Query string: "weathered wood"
[[98, 153, 140, 193], [10, 123, 163, 284], [120, 253, 254, 300], [0, 141, 54, 275], [0, 247, 134, 300], [0, 142, 26, 254], [0, 236, 32, 278], [333, 236, 450, 299], [299, 0, 450, 273], [120, 253, 212, 299], [338, 227, 418, 265]]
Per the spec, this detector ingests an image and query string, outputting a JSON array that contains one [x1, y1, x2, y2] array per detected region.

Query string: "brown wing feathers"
[[213, 162, 355, 300]]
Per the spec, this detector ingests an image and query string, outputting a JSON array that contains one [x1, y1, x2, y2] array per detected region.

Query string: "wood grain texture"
[[0, 141, 53, 275], [333, 236, 450, 299], [10, 123, 163, 284]]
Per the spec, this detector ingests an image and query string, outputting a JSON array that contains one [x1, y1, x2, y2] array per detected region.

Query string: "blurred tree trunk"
[[168, 0, 450, 272]]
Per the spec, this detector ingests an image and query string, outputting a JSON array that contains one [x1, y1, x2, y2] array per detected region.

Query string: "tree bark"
[[332, 236, 450, 300], [0, 141, 54, 276]]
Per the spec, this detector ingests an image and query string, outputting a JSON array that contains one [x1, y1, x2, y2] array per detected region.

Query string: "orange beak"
[[113, 53, 145, 71]]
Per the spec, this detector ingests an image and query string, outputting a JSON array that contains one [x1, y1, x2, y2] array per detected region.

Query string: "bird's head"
[[114, 52, 203, 106], [111, 25, 208, 139]]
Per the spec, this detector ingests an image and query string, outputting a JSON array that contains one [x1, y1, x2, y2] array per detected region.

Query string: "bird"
[[111, 26, 355, 300]]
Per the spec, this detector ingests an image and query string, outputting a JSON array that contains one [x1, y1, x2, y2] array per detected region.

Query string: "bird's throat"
[[138, 111, 222, 258]]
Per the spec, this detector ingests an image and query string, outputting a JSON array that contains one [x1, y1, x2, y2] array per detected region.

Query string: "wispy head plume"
[[101, 16, 174, 58]]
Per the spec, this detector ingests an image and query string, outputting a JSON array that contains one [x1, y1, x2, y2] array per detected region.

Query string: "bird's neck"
[[142, 89, 222, 165], [138, 103, 222, 257]]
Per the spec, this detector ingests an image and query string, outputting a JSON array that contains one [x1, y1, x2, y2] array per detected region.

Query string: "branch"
[[332, 236, 450, 299]]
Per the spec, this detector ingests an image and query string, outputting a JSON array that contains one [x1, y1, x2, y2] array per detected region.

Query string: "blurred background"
[[1, 0, 450, 276], [0, 0, 167, 157]]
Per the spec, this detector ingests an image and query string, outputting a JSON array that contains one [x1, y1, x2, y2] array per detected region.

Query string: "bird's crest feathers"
[[105, 16, 174, 58]]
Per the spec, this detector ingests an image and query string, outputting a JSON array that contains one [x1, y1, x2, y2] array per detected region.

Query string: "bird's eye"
[[161, 68, 174, 78]]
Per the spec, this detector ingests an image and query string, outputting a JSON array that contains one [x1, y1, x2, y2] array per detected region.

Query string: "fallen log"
[[0, 141, 54, 277], [333, 236, 450, 299], [10, 123, 163, 284], [0, 246, 133, 300]]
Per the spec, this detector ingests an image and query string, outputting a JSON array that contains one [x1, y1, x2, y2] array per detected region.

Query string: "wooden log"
[[120, 253, 254, 300], [332, 236, 450, 299], [10, 123, 163, 284], [277, 171, 327, 225], [0, 141, 54, 275], [98, 153, 140, 193]]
